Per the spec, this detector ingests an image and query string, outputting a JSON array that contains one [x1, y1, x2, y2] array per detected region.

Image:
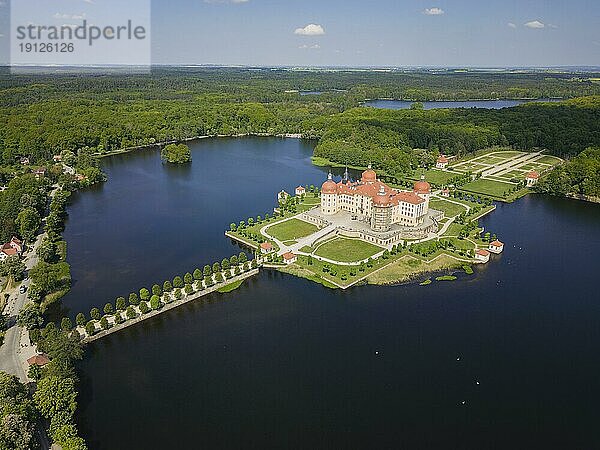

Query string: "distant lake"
[[63, 137, 600, 449], [363, 98, 563, 110]]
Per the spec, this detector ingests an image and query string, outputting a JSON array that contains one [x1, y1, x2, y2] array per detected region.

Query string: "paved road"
[[0, 233, 42, 381]]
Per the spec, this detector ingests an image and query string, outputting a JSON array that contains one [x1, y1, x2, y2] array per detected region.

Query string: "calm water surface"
[[67, 138, 600, 449], [363, 98, 563, 110]]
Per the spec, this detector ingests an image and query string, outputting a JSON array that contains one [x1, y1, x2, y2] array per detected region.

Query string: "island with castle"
[[226, 166, 504, 289]]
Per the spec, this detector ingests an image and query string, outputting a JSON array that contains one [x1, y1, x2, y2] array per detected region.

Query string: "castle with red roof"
[[321, 166, 431, 232]]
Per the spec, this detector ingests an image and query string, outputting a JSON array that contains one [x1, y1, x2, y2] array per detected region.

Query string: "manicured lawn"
[[411, 169, 456, 185], [314, 237, 383, 262], [536, 155, 563, 165], [442, 222, 464, 237], [266, 218, 318, 242], [430, 198, 468, 218], [461, 178, 515, 198]]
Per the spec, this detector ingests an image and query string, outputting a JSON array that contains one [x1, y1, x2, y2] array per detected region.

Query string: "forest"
[[535, 147, 600, 198], [312, 96, 600, 176], [1, 67, 600, 165]]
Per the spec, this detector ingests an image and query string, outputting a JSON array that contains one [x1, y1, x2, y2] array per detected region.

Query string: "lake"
[[363, 98, 563, 110], [67, 137, 600, 449]]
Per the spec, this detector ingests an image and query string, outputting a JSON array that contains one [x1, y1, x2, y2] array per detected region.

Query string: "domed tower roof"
[[321, 172, 338, 194], [413, 174, 431, 194], [373, 185, 391, 206], [361, 164, 377, 183]]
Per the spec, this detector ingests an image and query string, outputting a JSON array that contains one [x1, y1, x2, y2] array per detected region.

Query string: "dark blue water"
[[363, 98, 563, 110], [70, 138, 600, 449], [57, 137, 330, 318]]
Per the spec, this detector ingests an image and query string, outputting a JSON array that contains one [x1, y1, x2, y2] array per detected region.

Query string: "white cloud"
[[525, 20, 545, 29], [82, 0, 94, 4], [294, 24, 325, 36], [299, 44, 320, 50], [548, 23, 558, 29], [507, 22, 517, 29], [424, 7, 444, 16], [53, 13, 86, 20]]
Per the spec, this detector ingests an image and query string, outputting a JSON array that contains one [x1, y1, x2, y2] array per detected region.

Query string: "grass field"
[[430, 198, 468, 218], [365, 254, 464, 285], [266, 218, 318, 242], [314, 237, 383, 262], [412, 169, 456, 185], [536, 155, 563, 165], [460, 179, 515, 197]]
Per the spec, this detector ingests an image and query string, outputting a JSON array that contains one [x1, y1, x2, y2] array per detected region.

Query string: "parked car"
[[19, 285, 27, 294]]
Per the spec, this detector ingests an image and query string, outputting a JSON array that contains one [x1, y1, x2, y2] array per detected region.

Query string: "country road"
[[0, 232, 43, 381]]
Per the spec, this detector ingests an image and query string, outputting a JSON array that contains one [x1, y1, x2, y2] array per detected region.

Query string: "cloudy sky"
[[1, 0, 599, 67]]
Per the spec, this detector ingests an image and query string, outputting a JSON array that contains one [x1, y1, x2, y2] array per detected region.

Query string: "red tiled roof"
[[437, 155, 448, 163], [334, 180, 425, 206], [27, 354, 50, 366], [490, 240, 504, 247], [282, 252, 296, 260], [1, 246, 17, 256], [260, 242, 273, 250], [526, 171, 539, 179], [476, 249, 490, 256]]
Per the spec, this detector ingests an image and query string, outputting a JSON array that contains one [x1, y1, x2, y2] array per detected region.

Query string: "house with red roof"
[[0, 237, 23, 261], [260, 242, 274, 254], [295, 186, 306, 196], [475, 248, 490, 263], [282, 252, 297, 265], [525, 171, 540, 187], [436, 155, 449, 169], [488, 240, 504, 254]]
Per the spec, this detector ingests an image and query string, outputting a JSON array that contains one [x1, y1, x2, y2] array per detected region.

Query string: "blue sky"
[[1, 0, 599, 66]]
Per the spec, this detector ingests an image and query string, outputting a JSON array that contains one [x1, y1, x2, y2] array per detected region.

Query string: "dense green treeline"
[[1, 68, 600, 165], [536, 147, 600, 198], [312, 96, 600, 176]]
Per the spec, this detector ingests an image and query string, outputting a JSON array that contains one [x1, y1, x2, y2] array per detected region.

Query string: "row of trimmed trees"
[[66, 253, 257, 337]]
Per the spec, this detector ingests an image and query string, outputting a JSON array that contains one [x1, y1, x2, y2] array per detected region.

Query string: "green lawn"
[[314, 237, 383, 262], [266, 218, 318, 242], [460, 178, 515, 197], [536, 155, 563, 165], [411, 169, 456, 185], [430, 198, 468, 218]]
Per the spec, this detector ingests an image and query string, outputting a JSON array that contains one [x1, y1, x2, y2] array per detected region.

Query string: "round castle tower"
[[321, 172, 338, 215]]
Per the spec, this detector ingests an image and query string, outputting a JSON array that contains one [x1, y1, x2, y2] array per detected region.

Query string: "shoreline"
[[95, 133, 308, 159]]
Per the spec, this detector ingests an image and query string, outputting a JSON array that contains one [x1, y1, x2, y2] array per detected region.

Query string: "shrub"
[[129, 293, 139, 305], [174, 288, 182, 300], [152, 284, 162, 296], [100, 317, 109, 330], [163, 280, 173, 292], [85, 321, 96, 336], [184, 272, 193, 284], [116, 296, 126, 311], [103, 303, 113, 315], [140, 288, 150, 301], [60, 317, 72, 332], [173, 276, 184, 288], [184, 284, 193, 295], [150, 295, 161, 310], [126, 306, 137, 320], [90, 308, 100, 320], [75, 313, 86, 327], [193, 269, 202, 280], [139, 302, 149, 314]]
